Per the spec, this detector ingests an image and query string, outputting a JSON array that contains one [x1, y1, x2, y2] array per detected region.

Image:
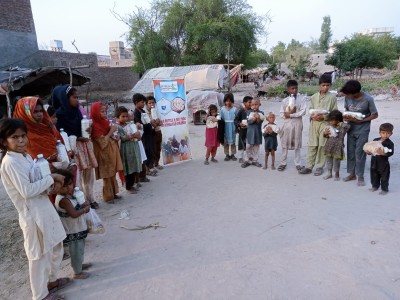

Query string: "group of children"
[[0, 89, 165, 300], [205, 77, 395, 195]]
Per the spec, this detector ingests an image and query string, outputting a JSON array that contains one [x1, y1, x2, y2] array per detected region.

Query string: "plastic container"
[[109, 120, 118, 139], [81, 116, 90, 138], [56, 140, 69, 163], [73, 187, 86, 205], [69, 135, 77, 152], [128, 122, 138, 141], [59, 128, 71, 151], [36, 154, 51, 178], [141, 113, 151, 124], [151, 107, 158, 120], [286, 94, 295, 112]]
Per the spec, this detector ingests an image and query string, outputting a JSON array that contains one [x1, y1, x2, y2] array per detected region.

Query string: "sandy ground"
[[1, 84, 400, 300]]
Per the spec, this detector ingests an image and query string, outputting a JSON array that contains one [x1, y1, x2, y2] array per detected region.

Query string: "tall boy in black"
[[370, 123, 394, 195], [133, 93, 155, 181], [235, 96, 252, 164]]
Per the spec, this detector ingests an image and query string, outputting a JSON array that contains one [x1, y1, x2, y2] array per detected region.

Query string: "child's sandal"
[[277, 165, 286, 171]]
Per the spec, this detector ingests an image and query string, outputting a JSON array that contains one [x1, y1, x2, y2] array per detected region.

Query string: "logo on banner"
[[160, 81, 178, 93], [157, 97, 171, 115]]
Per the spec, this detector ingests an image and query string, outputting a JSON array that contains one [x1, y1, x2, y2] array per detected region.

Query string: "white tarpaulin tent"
[[131, 64, 227, 95]]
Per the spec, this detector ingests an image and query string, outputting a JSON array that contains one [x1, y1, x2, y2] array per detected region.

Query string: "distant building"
[[50, 40, 64, 52], [361, 27, 394, 37], [109, 41, 135, 67], [309, 54, 334, 74], [97, 55, 111, 67]]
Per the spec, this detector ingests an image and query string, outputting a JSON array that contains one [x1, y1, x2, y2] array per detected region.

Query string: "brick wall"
[[0, 0, 36, 33], [0, 0, 38, 69]]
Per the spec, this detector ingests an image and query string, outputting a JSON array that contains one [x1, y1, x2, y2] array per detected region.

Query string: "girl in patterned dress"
[[323, 110, 350, 180]]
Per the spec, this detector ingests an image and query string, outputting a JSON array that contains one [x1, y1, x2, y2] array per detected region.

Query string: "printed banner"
[[153, 79, 191, 165]]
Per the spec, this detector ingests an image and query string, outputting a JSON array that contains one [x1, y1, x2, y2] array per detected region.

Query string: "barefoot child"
[[235, 96, 252, 163], [220, 93, 237, 161], [262, 112, 279, 170], [241, 98, 264, 168], [322, 110, 350, 181], [204, 104, 220, 165], [299, 74, 337, 176], [54, 169, 91, 279], [116, 106, 142, 193], [0, 118, 69, 300], [277, 80, 306, 171], [368, 123, 394, 195]]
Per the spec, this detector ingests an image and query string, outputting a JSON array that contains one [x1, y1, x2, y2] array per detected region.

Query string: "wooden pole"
[[6, 93, 12, 118]]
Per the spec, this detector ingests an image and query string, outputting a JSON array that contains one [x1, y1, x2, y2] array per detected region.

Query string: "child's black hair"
[[319, 74, 332, 85], [53, 169, 74, 187], [379, 123, 394, 133], [287, 80, 298, 88], [208, 104, 218, 112], [223, 93, 234, 104], [146, 95, 156, 104], [340, 80, 361, 94], [243, 96, 253, 103], [132, 93, 146, 105], [327, 110, 343, 122], [115, 106, 129, 118], [47, 105, 56, 117], [0, 118, 28, 162]]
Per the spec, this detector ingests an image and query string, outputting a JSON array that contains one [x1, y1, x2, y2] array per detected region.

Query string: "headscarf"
[[13, 96, 62, 159], [90, 102, 110, 138], [52, 85, 83, 137]]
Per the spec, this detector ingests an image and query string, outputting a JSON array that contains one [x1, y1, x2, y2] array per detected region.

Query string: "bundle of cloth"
[[363, 141, 392, 156], [343, 111, 365, 120], [309, 109, 329, 116], [324, 125, 339, 137]]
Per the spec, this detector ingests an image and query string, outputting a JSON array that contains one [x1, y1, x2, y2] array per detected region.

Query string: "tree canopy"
[[326, 33, 398, 78], [319, 16, 332, 53], [122, 0, 269, 73]]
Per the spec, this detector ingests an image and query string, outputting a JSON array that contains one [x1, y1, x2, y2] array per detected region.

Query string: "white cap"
[[74, 187, 80, 191], [60, 128, 64, 131], [37, 154, 43, 158], [83, 115, 87, 119], [57, 140, 61, 143]]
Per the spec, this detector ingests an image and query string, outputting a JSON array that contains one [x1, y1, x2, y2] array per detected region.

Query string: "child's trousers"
[[69, 239, 85, 275], [280, 148, 301, 166], [326, 157, 340, 173], [246, 144, 261, 162], [224, 143, 236, 155], [306, 146, 326, 169], [371, 164, 390, 191], [29, 242, 63, 300], [79, 168, 95, 203], [206, 147, 218, 159]]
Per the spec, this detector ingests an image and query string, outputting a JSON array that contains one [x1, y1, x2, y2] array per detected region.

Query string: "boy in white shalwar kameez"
[[277, 80, 307, 171]]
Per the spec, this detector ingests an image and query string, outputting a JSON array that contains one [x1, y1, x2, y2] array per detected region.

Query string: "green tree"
[[326, 34, 397, 78], [243, 49, 271, 68], [123, 0, 269, 73], [319, 16, 332, 53], [286, 39, 303, 52], [270, 41, 286, 64], [286, 46, 312, 78]]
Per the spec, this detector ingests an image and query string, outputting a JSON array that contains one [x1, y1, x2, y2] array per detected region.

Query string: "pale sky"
[[31, 0, 399, 56]]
